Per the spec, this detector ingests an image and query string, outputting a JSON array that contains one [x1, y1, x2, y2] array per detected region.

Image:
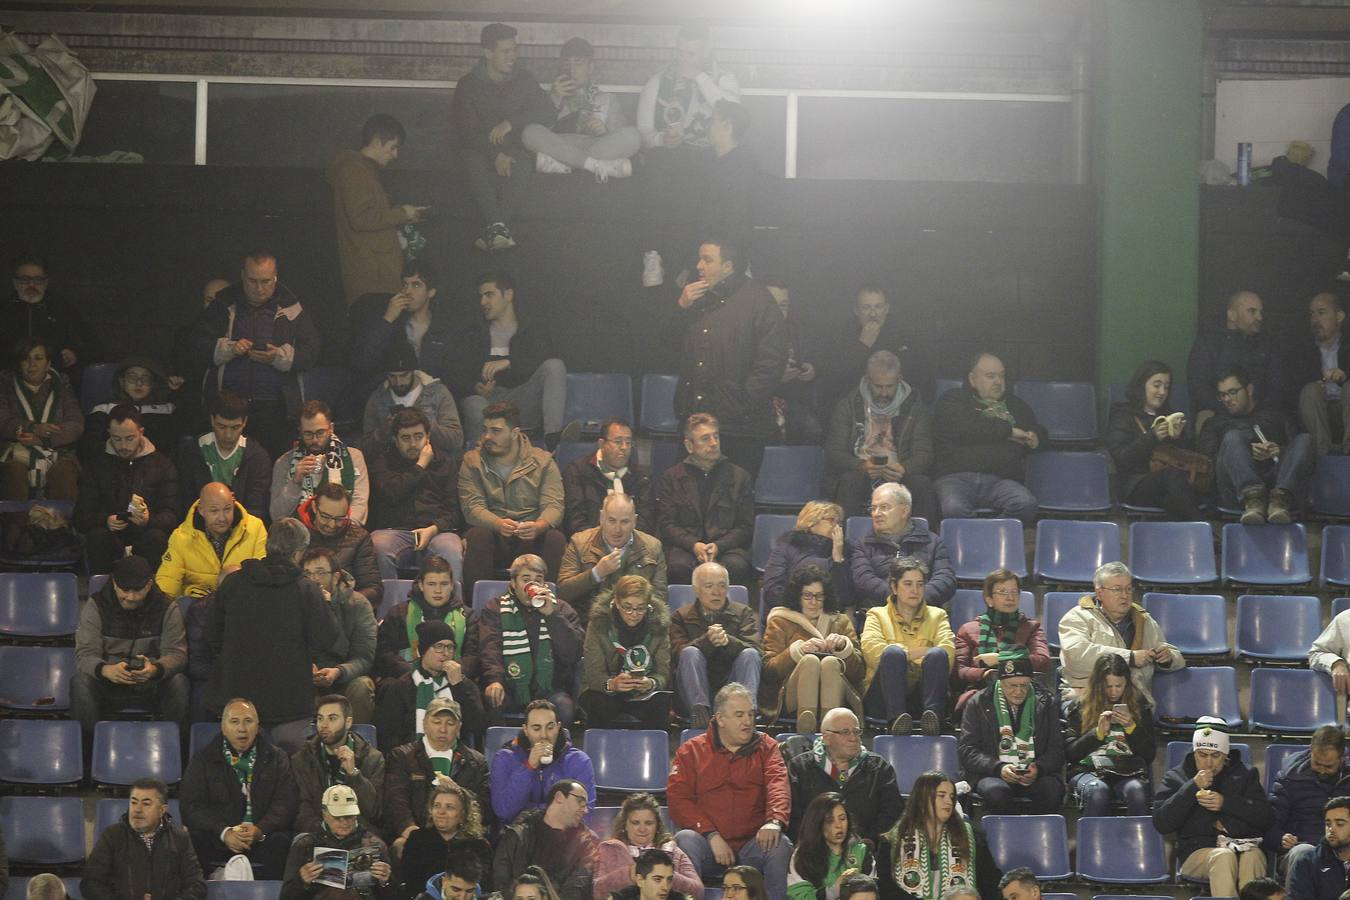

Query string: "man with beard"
[[83, 778, 204, 900], [1265, 726, 1350, 886], [272, 400, 370, 526], [157, 482, 268, 599], [373, 619, 487, 752], [1, 252, 96, 374], [178, 390, 273, 521], [1288, 797, 1350, 900], [301, 548, 378, 724], [490, 699, 595, 824], [1293, 289, 1350, 455], [291, 694, 386, 835], [360, 339, 463, 457], [75, 404, 180, 574], [282, 785, 393, 900], [297, 483, 382, 609]]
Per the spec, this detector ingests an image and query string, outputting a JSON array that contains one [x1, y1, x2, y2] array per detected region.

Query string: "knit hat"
[[321, 784, 360, 817], [425, 697, 462, 721], [1192, 716, 1230, 754], [416, 619, 455, 651], [112, 555, 153, 591], [997, 649, 1032, 680], [560, 37, 594, 59], [381, 340, 419, 375]]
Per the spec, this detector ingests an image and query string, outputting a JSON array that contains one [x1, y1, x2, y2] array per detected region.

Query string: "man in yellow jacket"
[[157, 482, 268, 598]]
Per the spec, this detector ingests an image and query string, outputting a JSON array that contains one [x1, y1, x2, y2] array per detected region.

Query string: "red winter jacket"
[[668, 726, 790, 851]]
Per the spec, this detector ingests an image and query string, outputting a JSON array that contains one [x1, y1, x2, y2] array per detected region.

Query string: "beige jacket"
[[1057, 595, 1185, 703], [457, 432, 564, 529], [759, 607, 864, 719]]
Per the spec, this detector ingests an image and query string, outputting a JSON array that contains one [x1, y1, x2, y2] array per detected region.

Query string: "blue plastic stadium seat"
[[639, 374, 680, 436], [1235, 594, 1322, 662], [872, 734, 959, 797], [484, 726, 516, 768], [564, 373, 634, 432], [0, 645, 75, 712], [91, 721, 183, 787], [0, 796, 86, 864], [96, 797, 183, 837], [1075, 816, 1170, 883], [679, 727, 703, 745], [754, 447, 825, 507], [947, 588, 1036, 629], [1250, 668, 1338, 734], [1033, 520, 1120, 585], [87, 573, 111, 597], [1165, 741, 1252, 773], [585, 729, 671, 793], [1322, 525, 1350, 588], [933, 379, 963, 400], [1221, 523, 1312, 587], [189, 722, 220, 757], [586, 805, 621, 837], [1141, 593, 1229, 658], [1152, 667, 1243, 730], [981, 814, 1071, 880], [81, 363, 119, 413], [0, 719, 83, 786], [0, 572, 80, 639], [298, 366, 350, 409], [666, 584, 749, 614], [1041, 592, 1081, 653], [751, 514, 797, 572], [1336, 597, 1350, 619], [1025, 451, 1112, 514], [1311, 456, 1350, 517], [204, 882, 284, 900], [940, 518, 1027, 581], [553, 441, 595, 472], [378, 578, 414, 621], [1128, 522, 1218, 586], [1013, 380, 1098, 443], [649, 440, 682, 479]]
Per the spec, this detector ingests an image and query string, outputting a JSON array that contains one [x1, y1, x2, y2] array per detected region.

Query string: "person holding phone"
[[1063, 654, 1155, 817], [579, 575, 672, 728]]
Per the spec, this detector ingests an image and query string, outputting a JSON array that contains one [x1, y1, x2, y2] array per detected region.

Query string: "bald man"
[[1187, 290, 1283, 416], [157, 482, 268, 598]]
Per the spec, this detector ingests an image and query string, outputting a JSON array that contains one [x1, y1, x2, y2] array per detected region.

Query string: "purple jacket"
[[490, 730, 596, 824]]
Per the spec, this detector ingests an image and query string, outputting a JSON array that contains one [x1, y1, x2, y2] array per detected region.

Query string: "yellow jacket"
[[156, 501, 268, 598], [860, 599, 955, 692]]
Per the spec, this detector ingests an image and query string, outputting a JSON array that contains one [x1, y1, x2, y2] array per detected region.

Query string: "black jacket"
[[1266, 749, 1350, 850], [931, 386, 1046, 481], [401, 831, 494, 899], [656, 458, 755, 553], [82, 814, 205, 900], [1, 293, 98, 371], [373, 590, 479, 681], [492, 810, 598, 900], [1187, 324, 1282, 414], [1197, 403, 1298, 459], [381, 739, 493, 839], [204, 555, 340, 725], [367, 442, 462, 534], [1288, 838, 1350, 900], [958, 683, 1064, 783], [824, 384, 934, 481], [1062, 699, 1156, 782], [177, 436, 273, 522], [290, 733, 386, 836], [347, 295, 459, 398], [1154, 749, 1272, 861], [675, 273, 789, 438], [181, 735, 298, 843], [75, 440, 180, 534], [450, 59, 555, 155], [447, 314, 555, 402], [371, 666, 488, 753], [822, 316, 933, 413], [561, 452, 653, 535], [1104, 402, 1194, 498], [787, 748, 903, 842], [299, 503, 384, 609]]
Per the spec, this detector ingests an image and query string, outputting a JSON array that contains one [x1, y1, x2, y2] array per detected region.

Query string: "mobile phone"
[[870, 455, 888, 465], [114, 512, 130, 523], [1112, 703, 1128, 716], [127, 657, 146, 671]]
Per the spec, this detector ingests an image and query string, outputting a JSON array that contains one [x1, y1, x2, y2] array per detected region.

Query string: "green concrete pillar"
[[1097, 0, 1202, 396]]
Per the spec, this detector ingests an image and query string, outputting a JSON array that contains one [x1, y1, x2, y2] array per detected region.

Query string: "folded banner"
[[0, 32, 96, 160]]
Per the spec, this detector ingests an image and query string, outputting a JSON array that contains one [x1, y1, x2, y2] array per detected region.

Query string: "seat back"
[[484, 726, 517, 768], [81, 362, 119, 412], [754, 447, 825, 507], [940, 518, 1027, 580], [553, 441, 595, 471], [1221, 523, 1311, 586], [1151, 667, 1242, 730], [1311, 456, 1350, 517], [947, 589, 1036, 629], [1322, 525, 1350, 587], [1074, 816, 1170, 883], [751, 514, 797, 572], [563, 373, 634, 431], [648, 440, 682, 479], [1141, 593, 1229, 657], [1128, 521, 1218, 586], [1263, 743, 1311, 797], [1033, 520, 1120, 585], [95, 797, 183, 838], [1235, 594, 1322, 661], [1025, 451, 1111, 513], [1249, 668, 1338, 734], [584, 729, 671, 792], [0, 796, 85, 864], [1336, 597, 1350, 619], [933, 378, 963, 400], [0, 572, 80, 638], [0, 719, 83, 786], [378, 579, 413, 622], [0, 645, 75, 711], [981, 814, 1071, 879], [639, 374, 680, 435], [1041, 592, 1082, 652], [190, 722, 220, 758], [871, 734, 959, 797], [1012, 380, 1098, 442], [91, 721, 183, 786]]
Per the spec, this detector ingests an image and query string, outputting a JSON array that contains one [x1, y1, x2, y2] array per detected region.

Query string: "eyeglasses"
[[868, 503, 907, 514], [245, 277, 277, 288], [1217, 387, 1245, 400], [13, 276, 48, 286], [616, 603, 649, 615], [305, 569, 334, 578], [301, 429, 331, 442], [825, 727, 863, 737], [429, 641, 455, 653], [799, 590, 827, 601], [602, 436, 633, 447], [122, 374, 153, 386], [1099, 584, 1136, 596], [989, 589, 1019, 599], [315, 511, 348, 525]]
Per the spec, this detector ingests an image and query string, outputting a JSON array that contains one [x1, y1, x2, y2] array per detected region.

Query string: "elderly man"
[[181, 698, 298, 880], [271, 400, 370, 526], [83, 777, 205, 900], [669, 683, 792, 900], [291, 694, 385, 835], [157, 482, 268, 599], [178, 390, 272, 520], [786, 707, 902, 843], [1058, 561, 1185, 704], [1154, 717, 1272, 898], [826, 350, 936, 521], [74, 555, 189, 738], [299, 548, 377, 723], [493, 779, 599, 900], [849, 483, 955, 610], [204, 518, 340, 751], [670, 561, 761, 730], [561, 417, 653, 536], [1311, 604, 1350, 700], [295, 483, 382, 609], [558, 492, 667, 623], [1266, 726, 1350, 886], [281, 784, 392, 900]]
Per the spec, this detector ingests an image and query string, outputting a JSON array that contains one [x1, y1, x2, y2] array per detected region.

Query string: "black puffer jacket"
[[366, 441, 462, 534], [931, 386, 1045, 482], [787, 747, 903, 842], [74, 438, 180, 534], [1104, 401, 1194, 498], [181, 735, 298, 842], [82, 813, 205, 900], [1153, 748, 1272, 861]]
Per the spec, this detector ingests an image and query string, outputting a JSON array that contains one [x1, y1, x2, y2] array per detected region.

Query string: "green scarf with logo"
[[498, 594, 552, 707]]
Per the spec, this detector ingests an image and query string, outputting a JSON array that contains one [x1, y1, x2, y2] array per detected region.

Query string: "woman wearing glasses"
[[722, 867, 767, 900], [760, 501, 852, 619], [579, 575, 672, 728], [951, 568, 1049, 714], [760, 565, 863, 735]]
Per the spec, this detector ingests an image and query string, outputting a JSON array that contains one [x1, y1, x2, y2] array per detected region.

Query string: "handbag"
[[1138, 418, 1213, 491]]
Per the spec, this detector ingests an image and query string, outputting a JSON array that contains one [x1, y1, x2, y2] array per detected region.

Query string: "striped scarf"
[[412, 667, 450, 737], [889, 819, 974, 900], [995, 680, 1036, 768], [223, 739, 257, 823], [976, 610, 1024, 655], [499, 594, 553, 707]]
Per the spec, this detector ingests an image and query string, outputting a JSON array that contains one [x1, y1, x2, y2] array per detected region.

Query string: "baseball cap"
[[322, 784, 360, 816]]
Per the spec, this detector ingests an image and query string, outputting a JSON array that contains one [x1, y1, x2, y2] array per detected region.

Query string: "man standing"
[[384, 696, 492, 850], [178, 391, 272, 521], [296, 484, 382, 610], [271, 400, 370, 526], [326, 113, 428, 306], [674, 239, 787, 475], [786, 707, 903, 842], [558, 492, 667, 623], [291, 694, 385, 835], [300, 548, 378, 724], [1287, 797, 1350, 900], [450, 23, 555, 252], [74, 555, 189, 739], [1293, 290, 1350, 455], [669, 561, 761, 730], [157, 482, 267, 599], [281, 785, 392, 900], [930, 353, 1046, 523], [561, 418, 653, 536], [1266, 727, 1350, 887], [190, 249, 320, 457], [2, 252, 96, 374], [1187, 290, 1281, 417], [492, 779, 599, 900], [83, 778, 204, 900], [848, 483, 954, 610], [360, 338, 463, 457]]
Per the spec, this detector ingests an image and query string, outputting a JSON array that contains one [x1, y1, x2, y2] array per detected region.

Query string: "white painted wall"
[[1215, 76, 1350, 177]]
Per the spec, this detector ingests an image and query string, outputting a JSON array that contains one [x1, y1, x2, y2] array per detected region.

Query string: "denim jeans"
[[1216, 428, 1315, 507], [461, 358, 567, 438], [934, 472, 1037, 523], [862, 644, 949, 721], [370, 528, 463, 585], [675, 645, 761, 713], [1069, 771, 1150, 817], [676, 829, 793, 900]]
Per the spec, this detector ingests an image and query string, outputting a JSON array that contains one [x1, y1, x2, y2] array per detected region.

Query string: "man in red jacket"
[[667, 682, 792, 900]]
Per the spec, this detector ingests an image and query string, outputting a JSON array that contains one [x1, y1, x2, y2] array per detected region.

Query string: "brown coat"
[[557, 526, 668, 623], [759, 607, 864, 719], [325, 148, 410, 305]]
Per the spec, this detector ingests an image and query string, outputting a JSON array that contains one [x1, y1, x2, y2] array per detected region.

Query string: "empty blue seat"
[[81, 362, 119, 413], [6, 878, 83, 900], [484, 726, 516, 768], [1041, 592, 1081, 652], [1312, 456, 1350, 517], [639, 374, 680, 435], [933, 378, 963, 400], [1141, 593, 1229, 657], [0, 719, 82, 786], [553, 441, 595, 471], [1165, 740, 1253, 772], [649, 440, 682, 478], [298, 366, 350, 408], [754, 447, 825, 507], [1250, 668, 1337, 734], [205, 882, 284, 900], [940, 518, 1026, 581], [1033, 520, 1120, 585], [584, 729, 671, 793], [189, 722, 220, 757], [378, 578, 413, 621], [1128, 522, 1218, 586], [564, 373, 634, 432], [872, 734, 959, 797], [0, 645, 75, 711], [1075, 816, 1169, 883], [0, 572, 80, 638], [947, 588, 1036, 629], [1336, 597, 1350, 619], [96, 797, 183, 837], [1221, 523, 1311, 586], [666, 584, 750, 614], [1262, 743, 1309, 797], [1025, 451, 1112, 514], [0, 796, 85, 864], [1152, 667, 1242, 730], [1322, 525, 1350, 588], [751, 514, 797, 572], [1236, 594, 1322, 662], [92, 720, 183, 787], [981, 814, 1072, 880], [1013, 380, 1098, 442]]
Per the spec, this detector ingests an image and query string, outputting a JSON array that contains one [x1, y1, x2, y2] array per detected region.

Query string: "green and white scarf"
[[223, 739, 257, 823], [889, 819, 975, 900], [975, 396, 1015, 423], [422, 736, 459, 778], [810, 736, 870, 787], [976, 610, 1024, 656], [1, 375, 58, 488], [1082, 715, 1139, 774], [499, 594, 553, 707], [994, 680, 1036, 768], [285, 435, 356, 504], [402, 598, 466, 664], [412, 667, 450, 737]]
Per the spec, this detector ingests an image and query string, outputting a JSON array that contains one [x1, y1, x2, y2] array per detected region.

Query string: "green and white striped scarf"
[[499, 594, 553, 707]]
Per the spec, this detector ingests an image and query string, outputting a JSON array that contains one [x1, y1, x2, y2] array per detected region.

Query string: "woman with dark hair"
[[374, 554, 477, 679], [1063, 653, 1155, 817], [400, 778, 493, 897], [592, 791, 703, 900], [760, 500, 852, 616], [510, 867, 562, 900], [787, 792, 875, 900], [951, 568, 1049, 714], [724, 866, 767, 900], [880, 772, 975, 900], [761, 565, 864, 733], [1105, 359, 1203, 519], [0, 335, 83, 503]]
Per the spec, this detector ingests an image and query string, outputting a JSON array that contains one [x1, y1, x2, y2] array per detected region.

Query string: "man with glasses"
[[492, 778, 599, 900], [849, 482, 955, 610], [579, 574, 672, 727], [273, 400, 371, 526], [299, 548, 377, 724], [1199, 366, 1314, 525], [292, 483, 381, 610], [2, 252, 96, 374], [190, 249, 320, 458], [373, 618, 487, 752], [786, 707, 902, 843], [1058, 561, 1184, 704], [1187, 290, 1281, 418], [559, 492, 667, 623], [561, 418, 653, 536]]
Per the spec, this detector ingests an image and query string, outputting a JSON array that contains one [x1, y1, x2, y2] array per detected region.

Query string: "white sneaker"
[[536, 153, 572, 175], [642, 251, 664, 287], [591, 158, 632, 182]]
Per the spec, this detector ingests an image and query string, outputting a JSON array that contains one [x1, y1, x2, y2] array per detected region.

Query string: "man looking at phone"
[[558, 492, 667, 623]]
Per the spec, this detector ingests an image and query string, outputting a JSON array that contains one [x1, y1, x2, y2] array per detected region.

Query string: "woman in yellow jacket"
[[860, 556, 954, 738], [155, 484, 268, 598]]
